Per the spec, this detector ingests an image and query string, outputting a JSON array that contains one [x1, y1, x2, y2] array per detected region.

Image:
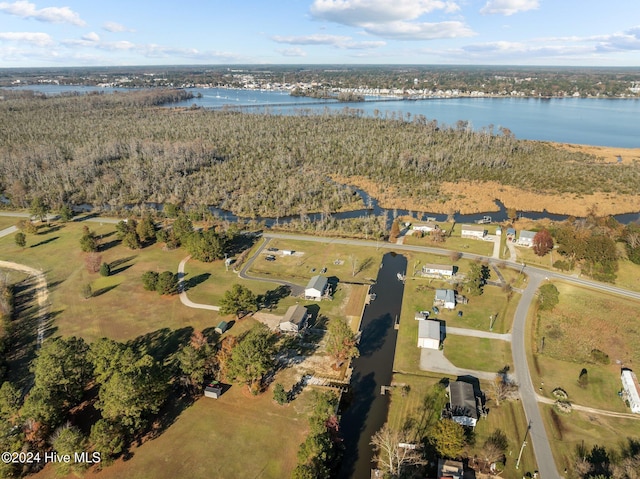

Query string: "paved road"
[[177, 256, 220, 311], [0, 260, 49, 348], [238, 237, 305, 296], [0, 225, 17, 239], [446, 326, 511, 342]]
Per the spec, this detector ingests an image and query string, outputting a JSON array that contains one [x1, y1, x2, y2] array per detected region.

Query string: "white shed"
[[417, 320, 441, 349], [305, 275, 328, 301]]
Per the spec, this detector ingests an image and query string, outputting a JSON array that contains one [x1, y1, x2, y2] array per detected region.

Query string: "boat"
[[475, 215, 492, 224]]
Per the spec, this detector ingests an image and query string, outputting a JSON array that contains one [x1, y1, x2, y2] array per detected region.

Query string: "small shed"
[[204, 381, 223, 399], [305, 275, 328, 300], [417, 319, 441, 349], [215, 321, 229, 334], [279, 305, 309, 333]]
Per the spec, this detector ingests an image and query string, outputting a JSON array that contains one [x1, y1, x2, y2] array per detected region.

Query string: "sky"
[[1, 0, 640, 67]]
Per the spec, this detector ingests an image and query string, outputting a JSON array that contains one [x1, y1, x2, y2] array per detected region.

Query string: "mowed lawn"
[[443, 336, 512, 373], [32, 380, 313, 479], [532, 282, 640, 411], [0, 220, 218, 342]]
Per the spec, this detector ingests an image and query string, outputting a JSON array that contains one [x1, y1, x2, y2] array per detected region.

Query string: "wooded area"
[[1, 89, 638, 219]]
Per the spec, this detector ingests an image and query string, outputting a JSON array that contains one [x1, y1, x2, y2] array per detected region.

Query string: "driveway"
[[419, 348, 497, 381], [177, 256, 220, 311]]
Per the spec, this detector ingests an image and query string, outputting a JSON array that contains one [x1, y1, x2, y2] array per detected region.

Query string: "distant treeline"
[[0, 89, 638, 218]]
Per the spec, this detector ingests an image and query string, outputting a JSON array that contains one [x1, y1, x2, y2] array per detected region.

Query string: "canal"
[[338, 252, 407, 479]]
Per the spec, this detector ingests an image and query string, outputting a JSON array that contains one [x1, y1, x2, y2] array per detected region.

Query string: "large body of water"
[[8, 84, 640, 147]]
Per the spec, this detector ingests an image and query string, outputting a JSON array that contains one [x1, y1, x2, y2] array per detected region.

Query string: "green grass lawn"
[[0, 216, 21, 231], [32, 374, 313, 479], [443, 336, 512, 373], [403, 233, 495, 256], [615, 256, 640, 293], [0, 221, 219, 343], [540, 404, 640, 477]]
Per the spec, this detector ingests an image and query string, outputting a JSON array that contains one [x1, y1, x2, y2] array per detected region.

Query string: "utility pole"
[[516, 421, 532, 469]]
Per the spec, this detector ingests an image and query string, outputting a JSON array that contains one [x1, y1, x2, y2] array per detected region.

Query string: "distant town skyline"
[[1, 0, 639, 67]]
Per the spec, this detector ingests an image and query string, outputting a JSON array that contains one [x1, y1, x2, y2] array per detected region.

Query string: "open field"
[[550, 142, 640, 165], [0, 221, 218, 343], [540, 403, 640, 477], [443, 336, 512, 373], [247, 238, 383, 285], [0, 216, 19, 230], [403, 224, 495, 257], [530, 282, 640, 412], [32, 374, 314, 479], [386, 373, 537, 478]]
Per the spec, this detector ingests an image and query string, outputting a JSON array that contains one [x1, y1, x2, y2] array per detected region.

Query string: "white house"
[[417, 320, 441, 349], [434, 289, 456, 310], [518, 230, 536, 247], [621, 369, 640, 414], [460, 224, 487, 239], [422, 264, 455, 277], [279, 305, 309, 333], [305, 275, 328, 301], [412, 222, 439, 232]]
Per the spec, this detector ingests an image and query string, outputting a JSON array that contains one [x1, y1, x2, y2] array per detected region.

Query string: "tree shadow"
[[92, 284, 118, 297], [29, 236, 59, 248], [109, 255, 137, 274], [183, 273, 211, 291], [127, 326, 194, 362], [357, 313, 391, 357], [258, 284, 290, 309], [37, 224, 63, 235], [99, 239, 121, 252]]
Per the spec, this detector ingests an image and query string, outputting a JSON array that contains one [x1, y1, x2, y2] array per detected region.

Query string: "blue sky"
[[1, 0, 639, 67]]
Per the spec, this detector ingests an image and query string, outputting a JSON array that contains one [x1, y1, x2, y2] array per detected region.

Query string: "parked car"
[[267, 247, 278, 252], [265, 255, 276, 261], [320, 267, 327, 273], [433, 306, 440, 314]]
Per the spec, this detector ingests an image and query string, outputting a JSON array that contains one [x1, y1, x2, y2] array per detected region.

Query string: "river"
[[338, 252, 407, 479], [7, 84, 640, 147]]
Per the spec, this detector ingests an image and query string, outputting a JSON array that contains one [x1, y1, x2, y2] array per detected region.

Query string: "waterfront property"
[[506, 227, 516, 241], [279, 305, 309, 333], [417, 319, 441, 349], [412, 222, 440, 232], [305, 274, 329, 300], [434, 289, 456, 310], [518, 230, 536, 247], [422, 263, 455, 277], [445, 381, 479, 428], [621, 368, 640, 413], [460, 224, 487, 239]]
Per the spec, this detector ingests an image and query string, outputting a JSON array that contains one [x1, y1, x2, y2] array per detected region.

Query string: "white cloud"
[[103, 21, 135, 33], [0, 1, 85, 26], [0, 31, 53, 46], [364, 20, 473, 39], [272, 33, 385, 49], [309, 0, 472, 41], [82, 32, 100, 42], [277, 47, 307, 57], [480, 0, 539, 16], [311, 0, 459, 24]]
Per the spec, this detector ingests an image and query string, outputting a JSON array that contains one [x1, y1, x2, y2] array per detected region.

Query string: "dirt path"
[[536, 394, 640, 420], [0, 260, 48, 348]]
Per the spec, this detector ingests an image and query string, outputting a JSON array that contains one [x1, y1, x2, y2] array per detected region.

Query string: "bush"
[[553, 259, 574, 271], [14, 232, 26, 248], [99, 263, 111, 277], [82, 284, 93, 299], [590, 349, 610, 365], [141, 271, 159, 291], [537, 283, 559, 311], [273, 383, 288, 405]]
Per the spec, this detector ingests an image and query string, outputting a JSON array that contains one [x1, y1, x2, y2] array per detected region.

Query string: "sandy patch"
[[548, 143, 640, 165]]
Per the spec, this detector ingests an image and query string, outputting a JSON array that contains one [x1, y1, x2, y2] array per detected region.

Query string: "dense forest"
[[0, 89, 638, 218]]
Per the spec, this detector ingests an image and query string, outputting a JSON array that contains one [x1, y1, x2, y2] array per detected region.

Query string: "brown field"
[[332, 144, 640, 216]]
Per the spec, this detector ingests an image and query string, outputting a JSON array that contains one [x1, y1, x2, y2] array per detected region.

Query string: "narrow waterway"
[[338, 252, 407, 479]]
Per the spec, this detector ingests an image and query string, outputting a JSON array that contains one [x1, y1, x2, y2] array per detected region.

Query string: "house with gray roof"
[[434, 289, 456, 310], [447, 381, 479, 427], [279, 305, 309, 333], [518, 230, 536, 247]]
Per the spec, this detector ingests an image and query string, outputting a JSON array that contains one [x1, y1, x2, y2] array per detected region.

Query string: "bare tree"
[[491, 373, 519, 406], [370, 423, 426, 478]]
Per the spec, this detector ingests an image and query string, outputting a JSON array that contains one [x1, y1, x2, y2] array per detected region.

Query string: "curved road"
[[177, 256, 220, 311]]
